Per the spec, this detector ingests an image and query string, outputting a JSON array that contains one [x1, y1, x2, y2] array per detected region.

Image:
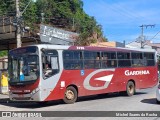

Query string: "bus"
[[8, 44, 158, 104]]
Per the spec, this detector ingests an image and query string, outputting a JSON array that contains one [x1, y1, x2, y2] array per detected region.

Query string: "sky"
[[82, 0, 160, 44]]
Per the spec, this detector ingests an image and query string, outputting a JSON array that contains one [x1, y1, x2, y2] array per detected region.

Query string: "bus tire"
[[126, 81, 135, 96], [63, 86, 77, 104]]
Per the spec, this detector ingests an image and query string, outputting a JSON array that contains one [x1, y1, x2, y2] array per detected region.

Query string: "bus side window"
[[42, 50, 59, 79], [44, 63, 52, 76], [131, 52, 144, 67], [51, 56, 59, 73], [63, 50, 83, 70]]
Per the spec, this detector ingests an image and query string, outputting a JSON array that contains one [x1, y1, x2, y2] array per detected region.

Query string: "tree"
[[0, 51, 7, 57], [0, 0, 15, 16], [0, 0, 107, 46]]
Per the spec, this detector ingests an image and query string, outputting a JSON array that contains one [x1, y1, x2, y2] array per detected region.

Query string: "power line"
[[150, 31, 160, 40], [21, 0, 32, 15], [107, 2, 149, 22]]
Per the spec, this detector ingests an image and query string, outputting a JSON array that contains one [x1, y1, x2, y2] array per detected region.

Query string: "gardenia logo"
[[125, 70, 150, 76]]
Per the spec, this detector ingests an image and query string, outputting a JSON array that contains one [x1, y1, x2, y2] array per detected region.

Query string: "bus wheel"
[[63, 86, 77, 104], [126, 81, 135, 96]]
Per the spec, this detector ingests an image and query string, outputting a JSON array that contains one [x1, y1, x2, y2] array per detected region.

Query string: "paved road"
[[0, 85, 160, 120]]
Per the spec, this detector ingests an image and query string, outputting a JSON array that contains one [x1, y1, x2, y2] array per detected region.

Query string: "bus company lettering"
[[125, 70, 150, 76]]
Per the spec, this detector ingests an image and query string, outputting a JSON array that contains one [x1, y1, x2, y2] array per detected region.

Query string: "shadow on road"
[[0, 98, 10, 103], [134, 92, 147, 95], [77, 91, 147, 103], [141, 98, 159, 105], [0, 97, 65, 109], [0, 91, 147, 109]]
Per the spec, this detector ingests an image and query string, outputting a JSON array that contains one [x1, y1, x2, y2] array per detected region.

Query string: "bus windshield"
[[9, 46, 39, 84], [9, 54, 39, 84]]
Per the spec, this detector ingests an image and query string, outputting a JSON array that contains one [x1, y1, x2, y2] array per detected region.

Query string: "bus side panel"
[[44, 68, 124, 100], [44, 69, 112, 101], [44, 66, 158, 101], [111, 67, 158, 91], [44, 70, 93, 101]]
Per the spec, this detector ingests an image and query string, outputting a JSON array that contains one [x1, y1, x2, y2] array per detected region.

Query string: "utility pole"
[[16, 0, 21, 48], [41, 12, 45, 23], [139, 24, 155, 48]]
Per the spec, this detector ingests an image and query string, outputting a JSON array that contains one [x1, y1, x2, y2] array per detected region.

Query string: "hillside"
[[0, 0, 107, 48]]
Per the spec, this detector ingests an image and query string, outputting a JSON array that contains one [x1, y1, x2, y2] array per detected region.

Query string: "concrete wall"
[[0, 57, 8, 70]]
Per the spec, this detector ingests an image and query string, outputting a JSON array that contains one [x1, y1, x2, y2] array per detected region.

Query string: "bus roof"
[[11, 44, 156, 53]]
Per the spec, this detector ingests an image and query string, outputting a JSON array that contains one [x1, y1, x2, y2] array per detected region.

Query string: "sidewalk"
[[0, 94, 9, 103]]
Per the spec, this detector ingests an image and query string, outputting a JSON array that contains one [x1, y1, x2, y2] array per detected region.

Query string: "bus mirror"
[[41, 48, 46, 53]]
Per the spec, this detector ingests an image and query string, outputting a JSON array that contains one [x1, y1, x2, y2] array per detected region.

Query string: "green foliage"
[[0, 51, 7, 57], [0, 0, 107, 45], [22, 1, 37, 30], [0, 0, 15, 16]]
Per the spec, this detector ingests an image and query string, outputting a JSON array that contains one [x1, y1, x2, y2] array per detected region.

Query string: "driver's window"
[[42, 50, 59, 79]]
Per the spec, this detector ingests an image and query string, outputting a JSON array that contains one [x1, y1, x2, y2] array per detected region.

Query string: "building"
[[90, 41, 125, 47], [125, 40, 152, 49], [126, 40, 160, 55]]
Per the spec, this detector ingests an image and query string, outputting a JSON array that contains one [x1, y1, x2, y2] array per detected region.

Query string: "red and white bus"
[[8, 44, 158, 103]]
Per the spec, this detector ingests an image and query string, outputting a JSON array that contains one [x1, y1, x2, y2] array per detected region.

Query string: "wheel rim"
[[128, 85, 134, 94], [65, 90, 74, 100]]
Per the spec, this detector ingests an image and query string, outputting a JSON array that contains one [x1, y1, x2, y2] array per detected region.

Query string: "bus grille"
[[12, 97, 31, 100]]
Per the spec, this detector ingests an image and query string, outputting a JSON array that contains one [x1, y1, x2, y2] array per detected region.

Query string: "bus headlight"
[[31, 88, 39, 95]]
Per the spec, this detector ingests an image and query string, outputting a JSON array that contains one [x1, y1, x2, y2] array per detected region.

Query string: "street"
[[0, 85, 160, 120]]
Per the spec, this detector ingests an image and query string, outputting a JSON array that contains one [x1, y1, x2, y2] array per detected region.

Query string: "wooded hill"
[[0, 0, 107, 56]]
